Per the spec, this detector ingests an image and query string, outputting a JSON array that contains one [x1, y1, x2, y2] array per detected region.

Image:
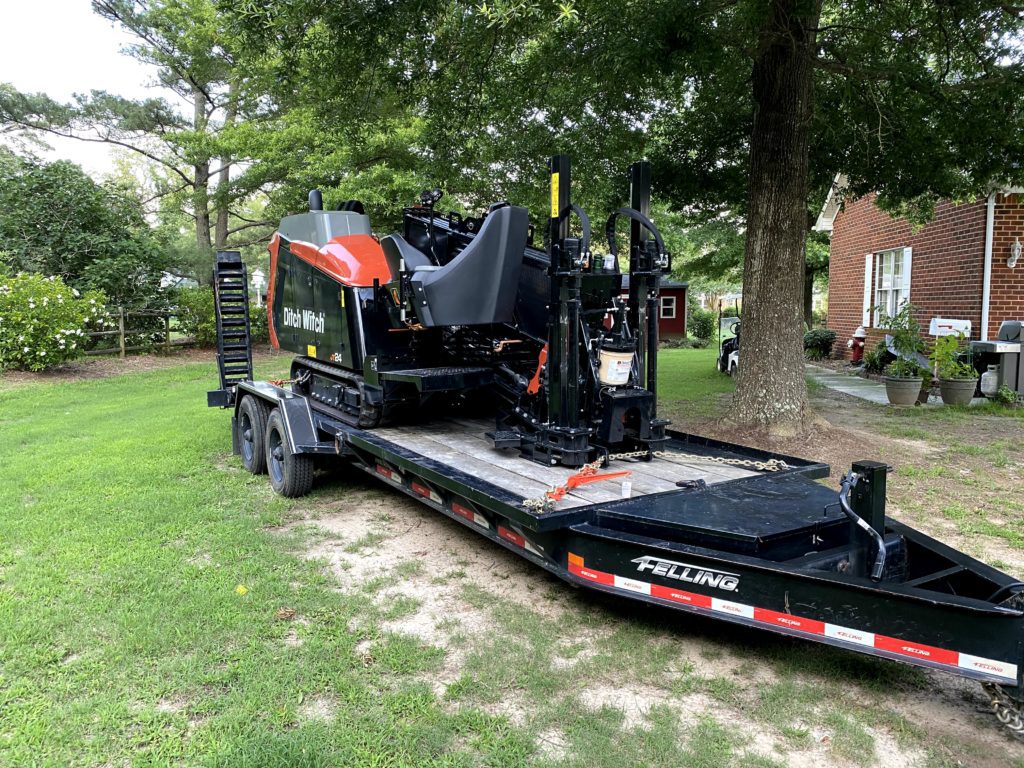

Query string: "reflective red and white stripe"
[[375, 464, 403, 484], [499, 525, 543, 556], [567, 553, 1017, 683], [411, 481, 442, 504], [452, 501, 491, 530]]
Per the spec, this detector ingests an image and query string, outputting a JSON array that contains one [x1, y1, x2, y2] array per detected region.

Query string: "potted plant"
[[877, 303, 926, 406], [883, 357, 925, 406], [930, 333, 979, 406]]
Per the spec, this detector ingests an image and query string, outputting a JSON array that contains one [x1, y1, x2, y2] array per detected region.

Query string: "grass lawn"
[[656, 347, 733, 403], [2, 350, 1022, 768], [0, 358, 535, 767]]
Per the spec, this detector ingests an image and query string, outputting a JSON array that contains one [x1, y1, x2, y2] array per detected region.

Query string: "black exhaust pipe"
[[309, 189, 323, 211]]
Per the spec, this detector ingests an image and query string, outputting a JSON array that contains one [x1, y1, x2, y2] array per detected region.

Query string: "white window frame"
[[873, 246, 912, 326], [660, 295, 676, 319]]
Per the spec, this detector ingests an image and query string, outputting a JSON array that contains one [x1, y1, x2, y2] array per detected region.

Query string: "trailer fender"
[[274, 395, 328, 455], [230, 382, 331, 457]]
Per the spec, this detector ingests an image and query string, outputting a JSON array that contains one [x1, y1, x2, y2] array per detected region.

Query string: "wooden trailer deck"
[[372, 416, 759, 510]]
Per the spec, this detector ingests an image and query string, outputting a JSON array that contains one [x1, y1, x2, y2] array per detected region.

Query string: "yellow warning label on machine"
[[307, 344, 317, 357], [550, 172, 560, 218]]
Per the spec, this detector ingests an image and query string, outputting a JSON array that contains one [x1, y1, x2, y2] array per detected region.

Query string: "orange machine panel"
[[267, 232, 281, 349], [288, 234, 393, 287]]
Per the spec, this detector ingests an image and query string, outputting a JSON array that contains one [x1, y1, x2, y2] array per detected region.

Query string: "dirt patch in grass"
[[297, 694, 337, 722], [0, 347, 209, 385], [0, 344, 285, 388]]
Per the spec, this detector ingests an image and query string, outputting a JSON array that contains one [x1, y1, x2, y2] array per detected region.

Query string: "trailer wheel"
[[237, 396, 270, 474], [265, 409, 314, 498]]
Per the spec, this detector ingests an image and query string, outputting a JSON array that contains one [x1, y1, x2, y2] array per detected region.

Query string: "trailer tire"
[[238, 395, 270, 474], [265, 409, 314, 498]]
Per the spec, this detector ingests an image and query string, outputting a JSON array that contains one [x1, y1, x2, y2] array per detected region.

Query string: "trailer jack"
[[839, 470, 887, 582]]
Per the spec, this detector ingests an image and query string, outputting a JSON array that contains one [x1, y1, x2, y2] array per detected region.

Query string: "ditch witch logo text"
[[631, 555, 740, 592], [282, 307, 325, 333]]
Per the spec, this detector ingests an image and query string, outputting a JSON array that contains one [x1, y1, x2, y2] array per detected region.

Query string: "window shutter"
[[901, 247, 912, 305], [862, 253, 873, 327]]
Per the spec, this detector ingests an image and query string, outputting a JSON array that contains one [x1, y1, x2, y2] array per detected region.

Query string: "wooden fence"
[[84, 308, 194, 357]]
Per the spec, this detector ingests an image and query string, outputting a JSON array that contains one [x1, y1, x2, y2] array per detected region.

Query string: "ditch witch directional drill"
[[263, 156, 671, 467]]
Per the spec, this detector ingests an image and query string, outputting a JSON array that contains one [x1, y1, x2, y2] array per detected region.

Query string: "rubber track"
[[291, 357, 384, 429]]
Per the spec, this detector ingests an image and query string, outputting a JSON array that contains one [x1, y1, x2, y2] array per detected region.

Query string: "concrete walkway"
[[804, 364, 892, 405], [805, 364, 991, 407]]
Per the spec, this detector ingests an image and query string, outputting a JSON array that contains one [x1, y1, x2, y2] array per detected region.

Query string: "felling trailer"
[[209, 156, 1024, 735]]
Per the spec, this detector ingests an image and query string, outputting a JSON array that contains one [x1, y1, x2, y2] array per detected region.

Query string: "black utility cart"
[[209, 156, 1024, 736]]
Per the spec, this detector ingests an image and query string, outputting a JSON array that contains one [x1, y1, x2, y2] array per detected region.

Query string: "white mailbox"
[[929, 318, 971, 338]]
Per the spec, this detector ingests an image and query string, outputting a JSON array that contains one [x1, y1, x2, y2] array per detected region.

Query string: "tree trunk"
[[214, 82, 239, 250], [194, 160, 212, 253], [803, 261, 815, 327], [732, 0, 822, 433], [192, 84, 213, 256]]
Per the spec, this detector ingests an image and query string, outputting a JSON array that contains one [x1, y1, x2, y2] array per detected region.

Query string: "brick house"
[[818, 179, 1024, 356], [620, 277, 689, 337]]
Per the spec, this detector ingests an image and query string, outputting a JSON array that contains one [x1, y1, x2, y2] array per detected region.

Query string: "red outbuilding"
[[621, 276, 689, 338]]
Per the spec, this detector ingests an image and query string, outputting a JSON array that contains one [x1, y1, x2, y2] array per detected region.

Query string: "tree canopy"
[[0, 150, 166, 305], [2, 0, 1022, 426], [218, 0, 1024, 428]]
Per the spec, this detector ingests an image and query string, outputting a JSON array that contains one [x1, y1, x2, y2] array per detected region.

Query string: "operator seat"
[[407, 205, 529, 327], [381, 233, 435, 278]]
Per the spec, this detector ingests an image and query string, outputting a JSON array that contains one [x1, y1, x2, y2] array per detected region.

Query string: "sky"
[[0, 1, 165, 176]]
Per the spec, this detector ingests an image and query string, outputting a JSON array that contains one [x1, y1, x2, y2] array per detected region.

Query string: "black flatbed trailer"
[[209, 155, 1024, 734], [228, 379, 1024, 702]]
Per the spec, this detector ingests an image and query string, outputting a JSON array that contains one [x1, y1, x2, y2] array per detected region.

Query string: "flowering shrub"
[[0, 273, 107, 371]]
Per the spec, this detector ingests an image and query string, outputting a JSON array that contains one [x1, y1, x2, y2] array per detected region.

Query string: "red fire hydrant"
[[847, 326, 867, 363]]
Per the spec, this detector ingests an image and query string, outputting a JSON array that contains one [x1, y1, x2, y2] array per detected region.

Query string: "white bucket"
[[598, 348, 633, 386]]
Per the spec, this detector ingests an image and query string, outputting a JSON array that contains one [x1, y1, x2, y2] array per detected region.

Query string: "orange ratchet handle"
[[546, 469, 632, 502], [527, 344, 548, 395]]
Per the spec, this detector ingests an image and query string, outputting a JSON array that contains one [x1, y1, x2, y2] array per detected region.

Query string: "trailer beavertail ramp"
[[209, 155, 1024, 736]]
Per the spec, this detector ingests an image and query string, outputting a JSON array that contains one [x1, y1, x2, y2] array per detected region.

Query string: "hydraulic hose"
[[604, 207, 666, 259], [558, 203, 591, 255], [838, 471, 887, 582]]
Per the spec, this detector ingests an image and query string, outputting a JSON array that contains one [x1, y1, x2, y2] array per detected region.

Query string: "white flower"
[[23, 346, 29, 353], [72, 289, 80, 298], [40, 350, 45, 356], [89, 298, 96, 304], [70, 342, 76, 349]]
